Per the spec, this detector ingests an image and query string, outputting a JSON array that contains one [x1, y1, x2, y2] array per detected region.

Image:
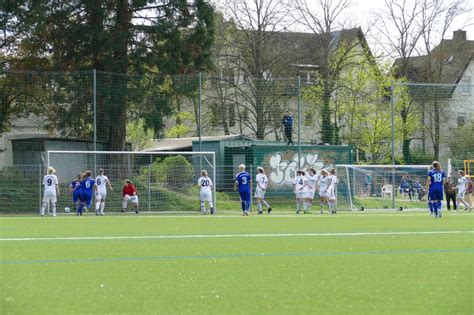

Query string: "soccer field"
[[1, 212, 473, 314]]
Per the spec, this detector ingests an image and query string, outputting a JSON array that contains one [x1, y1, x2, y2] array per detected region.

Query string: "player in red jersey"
[[122, 179, 139, 214]]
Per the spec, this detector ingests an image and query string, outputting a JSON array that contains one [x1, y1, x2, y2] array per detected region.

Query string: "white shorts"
[[96, 191, 107, 201], [43, 195, 57, 203], [306, 190, 315, 199], [125, 195, 139, 204], [255, 188, 266, 199], [327, 188, 336, 200], [319, 190, 328, 198], [457, 190, 466, 199], [200, 191, 212, 202], [295, 191, 307, 199]]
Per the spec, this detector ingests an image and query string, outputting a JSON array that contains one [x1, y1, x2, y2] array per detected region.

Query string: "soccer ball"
[[64, 207, 71, 213]]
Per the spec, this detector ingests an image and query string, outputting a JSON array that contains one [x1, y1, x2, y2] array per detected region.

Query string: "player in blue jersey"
[[68, 173, 82, 212], [75, 171, 96, 216], [234, 164, 253, 216], [425, 161, 446, 218]]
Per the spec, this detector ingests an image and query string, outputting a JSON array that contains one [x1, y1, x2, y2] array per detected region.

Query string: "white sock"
[[122, 199, 128, 209], [95, 201, 100, 211], [100, 203, 105, 213], [296, 202, 300, 211], [41, 202, 47, 215], [303, 202, 307, 211], [263, 200, 270, 208], [51, 203, 56, 215], [257, 202, 262, 212], [200, 201, 205, 212]]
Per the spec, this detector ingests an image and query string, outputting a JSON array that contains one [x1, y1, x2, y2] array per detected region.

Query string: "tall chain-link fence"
[[1, 70, 473, 212]]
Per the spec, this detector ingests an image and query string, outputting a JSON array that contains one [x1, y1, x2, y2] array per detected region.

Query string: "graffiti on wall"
[[267, 152, 332, 188]]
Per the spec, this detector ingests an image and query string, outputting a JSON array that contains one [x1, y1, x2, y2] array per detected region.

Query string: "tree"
[[417, 0, 469, 159], [216, 0, 295, 140], [376, 0, 470, 161], [292, 0, 370, 144], [2, 1, 215, 148], [447, 119, 474, 161]]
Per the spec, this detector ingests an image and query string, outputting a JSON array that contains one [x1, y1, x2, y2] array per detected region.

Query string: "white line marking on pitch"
[[0, 230, 472, 242]]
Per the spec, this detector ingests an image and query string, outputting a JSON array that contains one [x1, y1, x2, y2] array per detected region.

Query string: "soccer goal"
[[47, 150, 216, 213], [335, 164, 430, 211]]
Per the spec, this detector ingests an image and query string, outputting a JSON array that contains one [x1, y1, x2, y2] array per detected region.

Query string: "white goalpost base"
[[46, 150, 216, 214]]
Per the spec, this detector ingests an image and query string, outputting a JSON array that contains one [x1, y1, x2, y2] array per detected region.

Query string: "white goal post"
[[336, 164, 431, 210], [47, 150, 216, 213]]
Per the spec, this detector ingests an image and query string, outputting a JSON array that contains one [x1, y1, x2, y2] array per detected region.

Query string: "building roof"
[[269, 27, 369, 68], [393, 30, 474, 84], [144, 135, 249, 152], [218, 26, 372, 77]]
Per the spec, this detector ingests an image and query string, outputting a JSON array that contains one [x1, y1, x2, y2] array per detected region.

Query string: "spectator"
[[444, 176, 457, 211], [281, 111, 294, 145], [465, 176, 473, 208], [399, 176, 411, 199], [364, 172, 372, 197], [412, 178, 425, 201]]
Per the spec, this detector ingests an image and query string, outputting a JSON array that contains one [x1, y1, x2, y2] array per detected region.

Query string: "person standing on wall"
[[282, 111, 294, 146]]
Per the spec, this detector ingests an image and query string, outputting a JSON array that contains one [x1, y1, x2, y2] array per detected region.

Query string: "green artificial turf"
[[1, 212, 473, 314]]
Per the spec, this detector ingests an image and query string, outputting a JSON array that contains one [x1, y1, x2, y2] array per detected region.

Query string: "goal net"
[[47, 150, 216, 213], [335, 164, 430, 211]]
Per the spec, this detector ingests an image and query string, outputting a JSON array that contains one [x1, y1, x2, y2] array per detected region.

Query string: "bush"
[[137, 155, 194, 193]]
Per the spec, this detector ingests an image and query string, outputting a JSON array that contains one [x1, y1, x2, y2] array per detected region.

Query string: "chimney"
[[453, 30, 466, 41]]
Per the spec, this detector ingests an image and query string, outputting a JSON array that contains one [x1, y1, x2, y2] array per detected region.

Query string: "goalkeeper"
[[122, 179, 139, 214]]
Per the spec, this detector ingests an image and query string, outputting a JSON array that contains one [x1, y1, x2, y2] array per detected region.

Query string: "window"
[[457, 114, 466, 127], [460, 76, 471, 95]]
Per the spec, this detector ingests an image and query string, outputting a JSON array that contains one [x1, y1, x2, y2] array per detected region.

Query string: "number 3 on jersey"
[[242, 177, 247, 185]]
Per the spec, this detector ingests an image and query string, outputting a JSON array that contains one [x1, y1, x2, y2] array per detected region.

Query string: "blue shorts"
[[72, 190, 81, 203], [239, 191, 251, 203], [429, 189, 443, 201], [80, 191, 93, 208]]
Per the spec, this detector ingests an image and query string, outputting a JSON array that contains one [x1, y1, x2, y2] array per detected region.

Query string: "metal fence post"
[[391, 80, 396, 209], [148, 155, 151, 212], [198, 72, 202, 170], [93, 69, 97, 173], [38, 164, 42, 214], [297, 76, 302, 167]]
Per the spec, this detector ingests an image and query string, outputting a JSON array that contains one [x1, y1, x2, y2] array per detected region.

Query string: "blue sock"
[[432, 201, 438, 216], [241, 201, 245, 212], [246, 201, 250, 211], [428, 201, 434, 213], [437, 201, 442, 211]]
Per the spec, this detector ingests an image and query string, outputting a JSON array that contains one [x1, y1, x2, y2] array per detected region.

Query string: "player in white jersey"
[[318, 169, 331, 214], [456, 170, 472, 210], [198, 170, 214, 214], [327, 168, 339, 214], [294, 170, 309, 214], [303, 168, 319, 213], [255, 167, 272, 214], [95, 168, 113, 216], [41, 166, 59, 217]]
